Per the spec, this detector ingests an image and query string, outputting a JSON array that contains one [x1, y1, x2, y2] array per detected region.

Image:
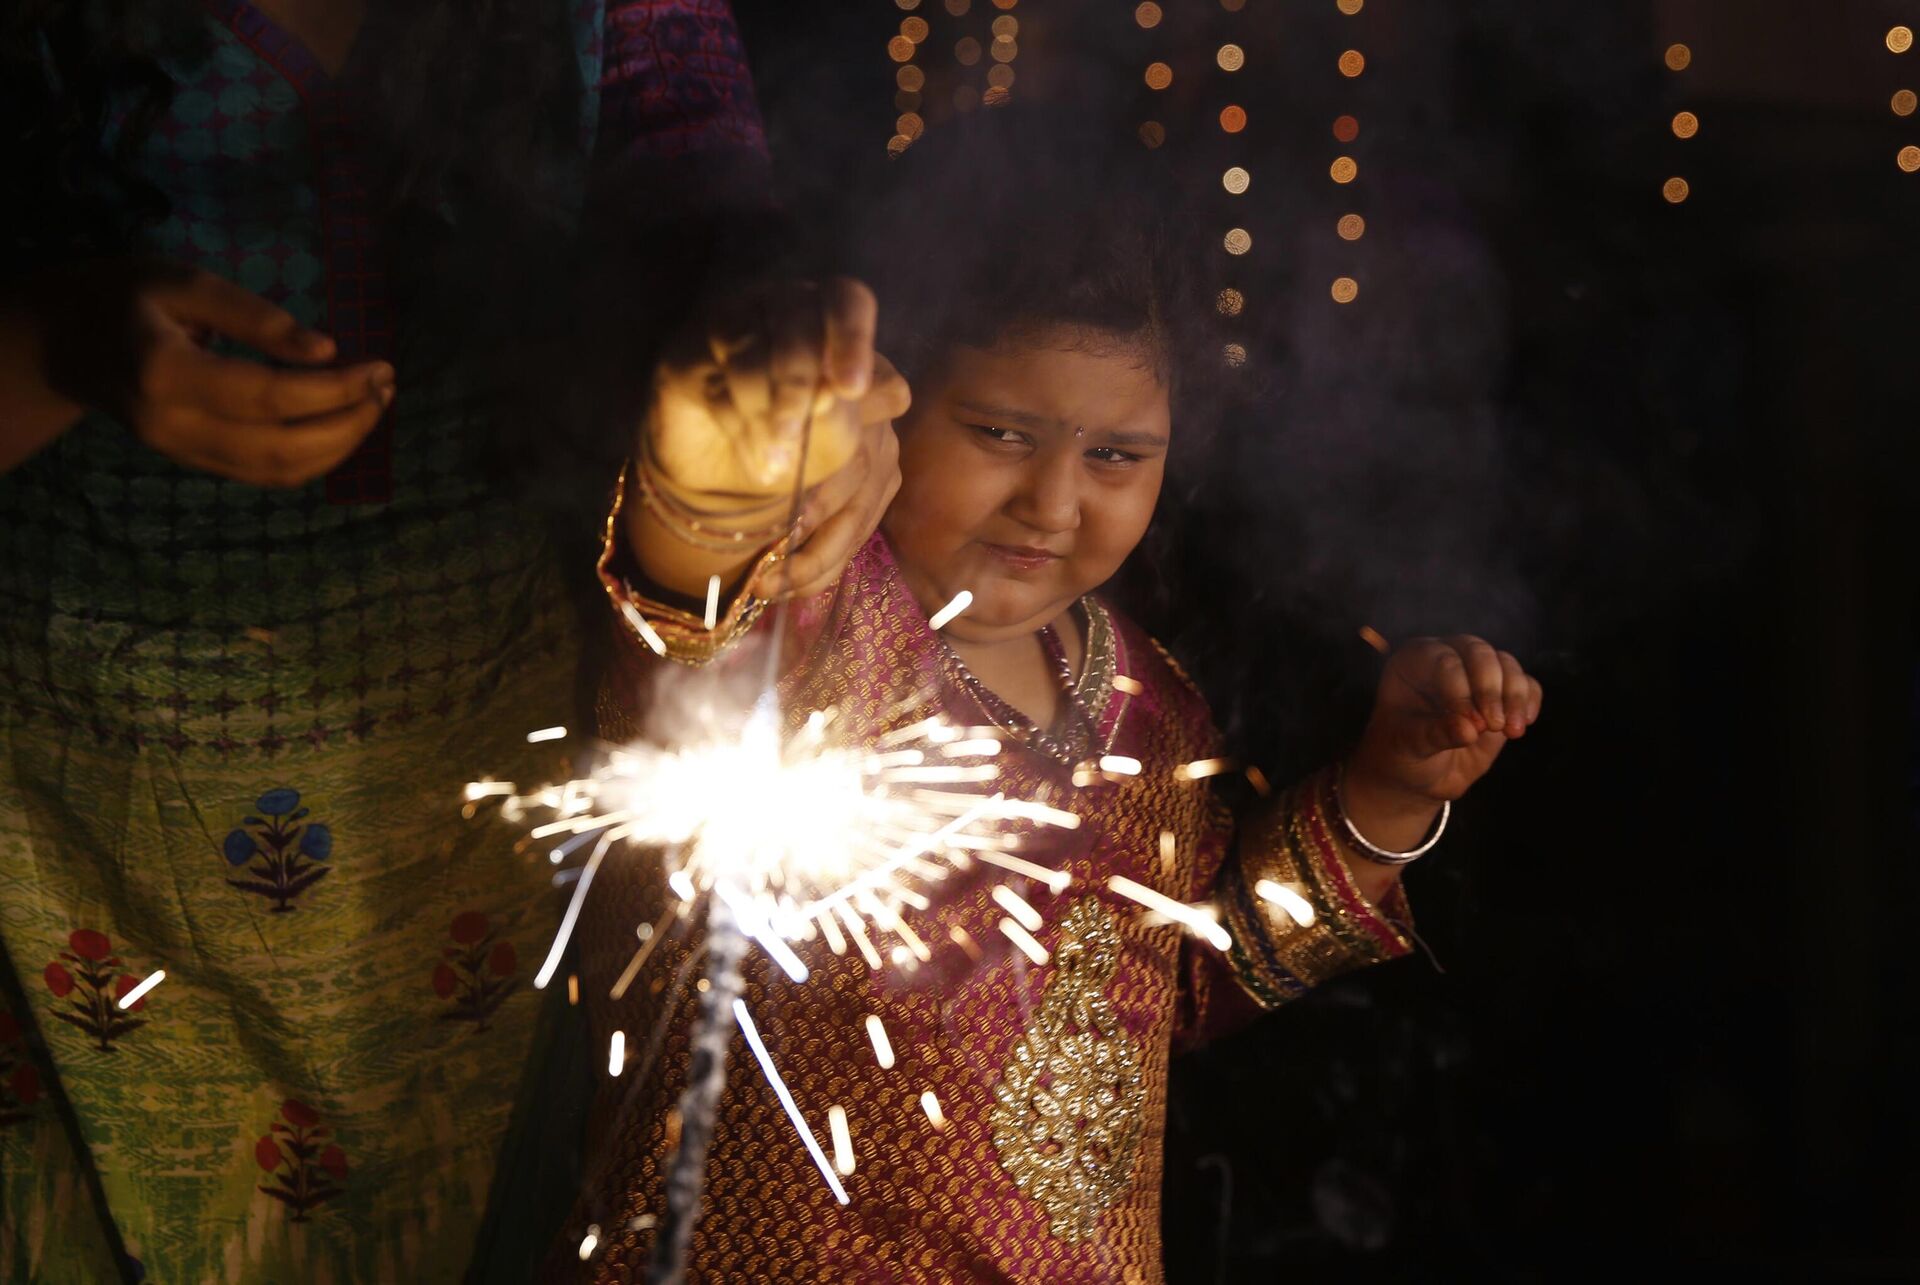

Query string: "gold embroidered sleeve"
[[1215, 766, 1415, 1008], [595, 460, 792, 668]]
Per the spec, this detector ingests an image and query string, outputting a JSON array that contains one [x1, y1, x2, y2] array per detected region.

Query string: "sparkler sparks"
[[1107, 875, 1233, 951], [734, 999, 849, 1204], [829, 1104, 854, 1175], [474, 680, 1081, 1278], [927, 589, 973, 630], [117, 970, 165, 1009]]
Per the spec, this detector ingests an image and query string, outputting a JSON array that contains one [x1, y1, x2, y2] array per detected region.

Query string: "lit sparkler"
[[471, 690, 1080, 1280]]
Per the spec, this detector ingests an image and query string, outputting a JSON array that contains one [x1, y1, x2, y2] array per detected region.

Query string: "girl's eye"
[[1087, 447, 1143, 465], [968, 424, 1027, 447]]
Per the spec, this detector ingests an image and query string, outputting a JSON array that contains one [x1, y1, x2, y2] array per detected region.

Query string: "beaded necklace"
[[943, 608, 1100, 766]]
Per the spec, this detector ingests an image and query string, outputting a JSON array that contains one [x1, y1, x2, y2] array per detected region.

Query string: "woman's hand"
[[1348, 635, 1544, 806], [26, 260, 393, 486]]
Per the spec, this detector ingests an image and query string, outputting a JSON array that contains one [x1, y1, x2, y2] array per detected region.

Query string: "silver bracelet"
[[1337, 772, 1449, 866]]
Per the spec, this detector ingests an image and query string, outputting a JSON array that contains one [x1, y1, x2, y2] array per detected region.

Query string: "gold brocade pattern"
[[989, 898, 1145, 1241]]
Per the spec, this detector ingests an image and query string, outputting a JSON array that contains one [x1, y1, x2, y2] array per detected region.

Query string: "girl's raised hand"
[[645, 277, 897, 502], [36, 261, 393, 486], [1347, 635, 1544, 804]]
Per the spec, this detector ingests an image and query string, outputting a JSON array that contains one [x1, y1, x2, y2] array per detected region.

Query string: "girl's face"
[[883, 328, 1172, 645]]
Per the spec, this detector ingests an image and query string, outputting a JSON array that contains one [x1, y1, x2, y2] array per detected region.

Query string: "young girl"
[[567, 115, 1541, 1281]]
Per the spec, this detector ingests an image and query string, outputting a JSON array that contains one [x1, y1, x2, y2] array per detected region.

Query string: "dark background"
[[731, 1, 1918, 1279]]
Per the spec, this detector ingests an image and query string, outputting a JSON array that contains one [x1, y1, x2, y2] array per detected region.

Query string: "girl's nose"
[[1007, 450, 1081, 534]]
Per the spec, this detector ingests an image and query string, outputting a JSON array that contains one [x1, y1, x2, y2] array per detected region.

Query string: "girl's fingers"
[[1446, 634, 1506, 728], [170, 344, 391, 423], [1423, 644, 1480, 728], [821, 277, 878, 398], [1526, 674, 1545, 724], [159, 269, 336, 363], [1496, 650, 1529, 737], [765, 295, 825, 447]]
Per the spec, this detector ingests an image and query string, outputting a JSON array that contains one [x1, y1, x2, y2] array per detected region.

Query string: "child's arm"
[[1338, 634, 1544, 904], [1179, 635, 1542, 1040]]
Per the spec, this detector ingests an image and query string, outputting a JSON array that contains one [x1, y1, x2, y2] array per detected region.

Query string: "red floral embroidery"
[[256, 1099, 345, 1222], [43, 930, 152, 1052], [433, 911, 518, 1032]]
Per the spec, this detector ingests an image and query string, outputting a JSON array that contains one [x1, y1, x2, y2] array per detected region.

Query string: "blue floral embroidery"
[[223, 789, 333, 912]]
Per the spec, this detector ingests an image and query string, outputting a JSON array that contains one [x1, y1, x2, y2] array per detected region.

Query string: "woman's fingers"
[[160, 394, 390, 488], [164, 343, 391, 424], [157, 269, 336, 363]]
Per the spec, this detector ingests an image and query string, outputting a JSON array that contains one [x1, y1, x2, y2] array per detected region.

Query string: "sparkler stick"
[[647, 894, 749, 1284], [651, 393, 819, 1281]]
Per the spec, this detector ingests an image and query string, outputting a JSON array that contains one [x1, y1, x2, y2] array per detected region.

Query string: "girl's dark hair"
[[849, 106, 1221, 635], [850, 104, 1214, 401]]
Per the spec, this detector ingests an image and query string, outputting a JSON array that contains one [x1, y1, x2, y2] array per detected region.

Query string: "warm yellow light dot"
[[1664, 43, 1691, 71], [991, 14, 1018, 37], [955, 37, 982, 65], [1333, 114, 1360, 142], [1339, 50, 1366, 77], [1330, 156, 1358, 184], [897, 65, 926, 91], [1216, 288, 1244, 316], [897, 112, 925, 140], [1900, 145, 1920, 172], [983, 84, 1012, 107], [1895, 89, 1918, 116], [1138, 120, 1166, 148], [992, 0, 1017, 8], [1217, 43, 1246, 72], [1331, 277, 1359, 303], [1338, 213, 1366, 240], [1135, 2, 1162, 28], [1890, 26, 1915, 54], [901, 16, 930, 42], [987, 63, 1015, 89], [945, 0, 971, 14], [1224, 227, 1252, 255], [1222, 166, 1250, 194], [1672, 110, 1699, 138], [990, 36, 1017, 62], [896, 0, 920, 9], [1337, 0, 1364, 13], [1222, 0, 1246, 11], [1223, 342, 1248, 367], [888, 134, 913, 157], [1220, 105, 1247, 133], [1145, 61, 1173, 90], [1663, 176, 1690, 203], [888, 35, 916, 63]]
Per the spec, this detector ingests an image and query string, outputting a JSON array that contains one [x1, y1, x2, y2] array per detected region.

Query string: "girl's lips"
[[983, 542, 1062, 572]]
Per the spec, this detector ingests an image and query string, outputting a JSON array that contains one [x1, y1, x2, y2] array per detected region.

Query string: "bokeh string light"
[[1217, 2, 1251, 363], [1891, 26, 1917, 171], [1664, 38, 1692, 202], [1332, 0, 1364, 304]]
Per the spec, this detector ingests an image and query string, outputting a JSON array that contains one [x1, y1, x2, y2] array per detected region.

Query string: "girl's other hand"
[[35, 260, 393, 486], [1347, 635, 1544, 805], [646, 277, 894, 502]]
